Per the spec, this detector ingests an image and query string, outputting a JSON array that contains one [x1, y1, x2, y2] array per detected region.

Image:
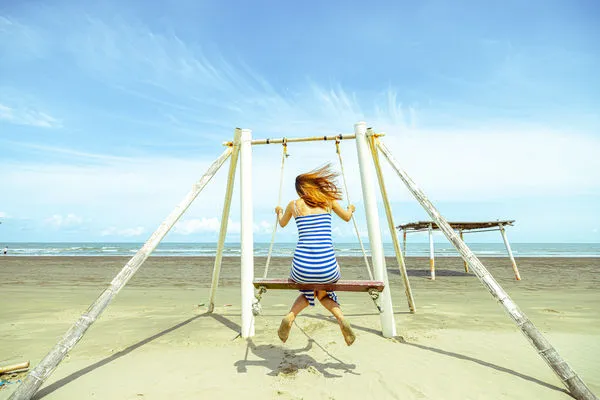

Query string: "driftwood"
[[0, 361, 29, 375], [9, 148, 233, 400], [376, 139, 598, 400]]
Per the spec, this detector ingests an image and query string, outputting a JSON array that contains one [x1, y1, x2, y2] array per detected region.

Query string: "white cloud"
[[100, 226, 145, 237], [0, 211, 7, 218], [44, 213, 83, 229], [0, 103, 61, 128], [174, 217, 220, 235], [254, 220, 274, 235], [173, 218, 274, 235]]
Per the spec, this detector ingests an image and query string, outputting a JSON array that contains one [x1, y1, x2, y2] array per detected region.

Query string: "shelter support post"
[[367, 129, 415, 313], [9, 148, 233, 400], [208, 129, 242, 313], [402, 230, 407, 255], [376, 139, 597, 400], [240, 128, 255, 338], [499, 223, 521, 281], [354, 122, 396, 337], [459, 230, 469, 273], [428, 223, 435, 280]]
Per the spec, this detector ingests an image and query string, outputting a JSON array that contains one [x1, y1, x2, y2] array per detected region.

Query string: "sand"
[[0, 256, 599, 399]]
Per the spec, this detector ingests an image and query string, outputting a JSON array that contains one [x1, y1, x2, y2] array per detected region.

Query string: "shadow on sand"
[[234, 321, 358, 378], [34, 312, 234, 399], [303, 314, 567, 395]]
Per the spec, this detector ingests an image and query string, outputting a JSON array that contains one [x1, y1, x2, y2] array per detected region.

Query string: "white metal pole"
[[428, 223, 435, 280], [208, 129, 241, 313], [499, 223, 522, 281], [240, 128, 255, 338], [354, 122, 396, 337]]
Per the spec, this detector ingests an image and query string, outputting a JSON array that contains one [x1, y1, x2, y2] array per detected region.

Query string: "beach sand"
[[0, 256, 599, 399]]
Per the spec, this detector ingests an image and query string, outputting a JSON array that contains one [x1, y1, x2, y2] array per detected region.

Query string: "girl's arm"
[[275, 201, 294, 227], [331, 200, 355, 222]]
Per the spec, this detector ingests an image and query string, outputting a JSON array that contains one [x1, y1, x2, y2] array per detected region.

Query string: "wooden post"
[[460, 230, 469, 273], [240, 128, 255, 338], [367, 130, 416, 313], [208, 129, 242, 313], [376, 139, 598, 400], [499, 223, 522, 281], [9, 148, 233, 400], [355, 122, 396, 338], [402, 230, 407, 255], [428, 223, 435, 280]]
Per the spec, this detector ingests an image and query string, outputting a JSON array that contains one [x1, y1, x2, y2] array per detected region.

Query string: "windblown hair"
[[295, 164, 342, 210]]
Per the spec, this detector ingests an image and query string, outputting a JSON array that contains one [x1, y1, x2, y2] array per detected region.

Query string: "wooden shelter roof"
[[397, 220, 515, 232]]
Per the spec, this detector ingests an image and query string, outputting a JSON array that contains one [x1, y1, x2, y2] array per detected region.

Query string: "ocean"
[[2, 242, 599, 257]]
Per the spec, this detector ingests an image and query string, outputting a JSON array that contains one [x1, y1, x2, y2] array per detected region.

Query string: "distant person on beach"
[[274, 164, 357, 346], [3, 246, 7, 255]]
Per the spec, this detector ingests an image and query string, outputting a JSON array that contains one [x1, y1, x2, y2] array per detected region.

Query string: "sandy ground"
[[0, 256, 599, 399]]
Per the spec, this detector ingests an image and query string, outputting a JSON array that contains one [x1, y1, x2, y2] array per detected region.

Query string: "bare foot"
[[340, 319, 356, 346], [278, 313, 294, 343]]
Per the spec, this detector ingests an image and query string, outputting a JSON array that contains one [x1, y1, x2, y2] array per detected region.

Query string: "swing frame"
[[11, 122, 597, 400], [207, 123, 416, 341]]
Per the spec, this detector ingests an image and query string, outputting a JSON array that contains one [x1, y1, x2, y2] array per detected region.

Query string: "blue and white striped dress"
[[290, 202, 341, 306]]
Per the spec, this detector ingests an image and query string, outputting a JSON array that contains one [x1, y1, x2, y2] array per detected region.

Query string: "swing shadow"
[[234, 323, 358, 378], [394, 336, 568, 395], [302, 314, 566, 394], [33, 313, 211, 399]]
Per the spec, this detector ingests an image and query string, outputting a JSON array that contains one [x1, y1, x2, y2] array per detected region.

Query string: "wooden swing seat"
[[253, 278, 384, 292]]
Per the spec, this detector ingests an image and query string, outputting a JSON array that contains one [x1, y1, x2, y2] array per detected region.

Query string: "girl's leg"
[[278, 294, 309, 343], [315, 290, 356, 346]]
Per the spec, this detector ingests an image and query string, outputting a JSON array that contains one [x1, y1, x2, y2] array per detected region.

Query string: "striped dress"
[[290, 202, 341, 306]]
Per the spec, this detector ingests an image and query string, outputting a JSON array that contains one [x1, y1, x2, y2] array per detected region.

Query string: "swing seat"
[[253, 278, 384, 292]]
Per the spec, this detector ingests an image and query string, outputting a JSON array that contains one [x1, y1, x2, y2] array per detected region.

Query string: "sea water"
[[2, 242, 600, 257]]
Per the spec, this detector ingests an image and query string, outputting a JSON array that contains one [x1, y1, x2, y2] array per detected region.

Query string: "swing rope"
[[335, 138, 375, 281], [253, 138, 382, 315], [262, 139, 289, 279]]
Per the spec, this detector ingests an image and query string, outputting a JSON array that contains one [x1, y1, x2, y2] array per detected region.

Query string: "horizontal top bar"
[[222, 132, 385, 146]]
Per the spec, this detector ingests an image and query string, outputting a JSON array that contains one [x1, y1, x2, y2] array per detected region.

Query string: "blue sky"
[[1, 0, 599, 243]]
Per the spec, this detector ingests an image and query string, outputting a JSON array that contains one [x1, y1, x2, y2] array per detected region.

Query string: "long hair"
[[295, 164, 342, 210]]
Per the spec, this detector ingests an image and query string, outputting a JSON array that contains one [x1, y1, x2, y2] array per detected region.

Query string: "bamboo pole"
[[367, 130, 415, 313], [9, 148, 232, 400], [428, 223, 435, 280], [240, 128, 255, 338], [499, 223, 522, 280], [208, 130, 242, 313], [376, 139, 598, 400], [0, 361, 29, 374], [460, 230, 469, 273], [355, 122, 396, 337]]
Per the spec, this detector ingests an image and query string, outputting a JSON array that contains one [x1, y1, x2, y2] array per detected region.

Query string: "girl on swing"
[[275, 164, 357, 346]]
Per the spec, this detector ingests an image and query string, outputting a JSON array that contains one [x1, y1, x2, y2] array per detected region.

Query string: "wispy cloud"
[[100, 226, 146, 237], [0, 103, 61, 128], [44, 214, 83, 229]]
